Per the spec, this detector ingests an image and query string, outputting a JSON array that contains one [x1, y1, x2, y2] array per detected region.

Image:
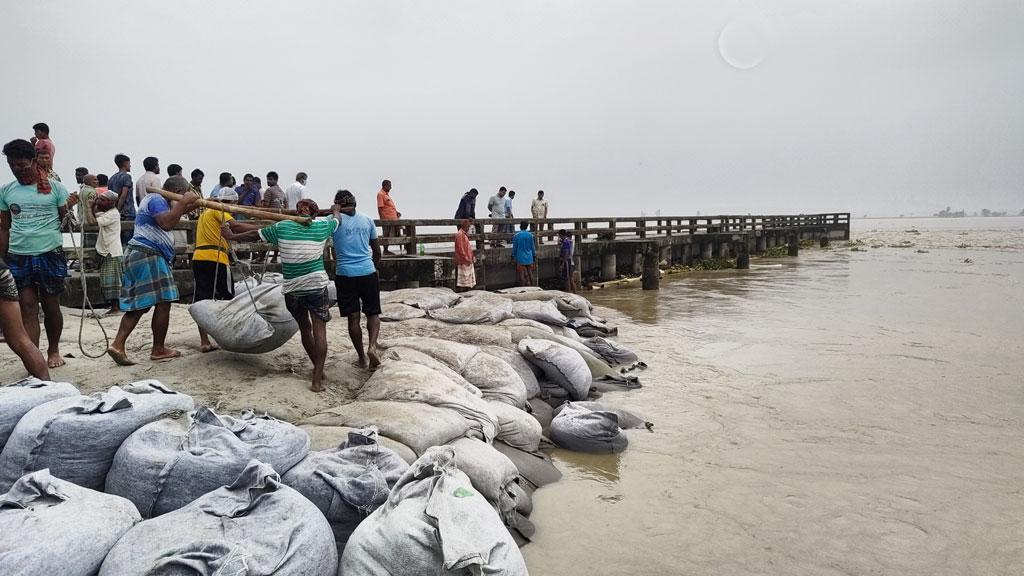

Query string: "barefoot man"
[[331, 190, 382, 370], [191, 189, 238, 352], [106, 185, 199, 365], [1, 138, 73, 369], [221, 199, 337, 391]]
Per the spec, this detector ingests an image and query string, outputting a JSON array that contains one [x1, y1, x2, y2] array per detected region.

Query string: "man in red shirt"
[[454, 219, 475, 292], [376, 179, 400, 255]]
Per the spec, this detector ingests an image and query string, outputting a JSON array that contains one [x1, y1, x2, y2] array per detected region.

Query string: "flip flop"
[[107, 347, 136, 366]]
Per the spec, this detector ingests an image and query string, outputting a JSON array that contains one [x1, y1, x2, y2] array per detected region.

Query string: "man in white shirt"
[[134, 156, 162, 206], [531, 189, 549, 243], [93, 190, 124, 315], [284, 172, 307, 209]]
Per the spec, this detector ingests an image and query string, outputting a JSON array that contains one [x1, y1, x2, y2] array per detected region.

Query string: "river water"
[[523, 217, 1024, 576]]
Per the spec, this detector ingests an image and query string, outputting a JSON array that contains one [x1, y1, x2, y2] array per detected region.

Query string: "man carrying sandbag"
[[191, 189, 237, 352], [221, 199, 337, 392], [331, 190, 382, 370]]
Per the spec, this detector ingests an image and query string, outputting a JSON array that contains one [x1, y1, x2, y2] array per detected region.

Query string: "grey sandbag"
[[426, 298, 515, 325], [527, 397, 555, 435], [513, 327, 641, 388], [553, 401, 652, 430], [504, 289, 595, 318], [386, 318, 515, 347], [518, 338, 592, 401], [568, 316, 617, 336], [447, 437, 519, 510], [487, 400, 542, 453], [496, 286, 544, 294], [493, 441, 563, 489], [282, 428, 409, 545], [189, 281, 299, 354], [498, 318, 555, 333], [301, 424, 418, 464], [0, 381, 194, 492], [381, 302, 428, 321], [381, 346, 481, 395], [105, 406, 310, 517], [358, 359, 499, 442], [302, 401, 470, 456], [483, 345, 542, 399], [0, 377, 79, 451], [340, 446, 528, 576], [461, 352, 528, 409], [549, 402, 628, 453], [99, 461, 337, 576], [380, 336, 479, 371], [582, 336, 640, 365], [381, 287, 462, 310], [0, 469, 141, 576], [511, 299, 569, 326]]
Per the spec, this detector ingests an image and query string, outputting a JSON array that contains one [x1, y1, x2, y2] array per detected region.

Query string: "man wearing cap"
[[332, 189, 382, 370], [93, 188, 123, 314]]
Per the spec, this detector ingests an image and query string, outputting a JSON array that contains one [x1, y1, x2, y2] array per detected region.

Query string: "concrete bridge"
[[61, 212, 850, 305]]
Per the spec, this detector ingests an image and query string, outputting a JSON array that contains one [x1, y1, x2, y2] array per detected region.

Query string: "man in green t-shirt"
[[222, 199, 338, 392], [0, 139, 74, 369]]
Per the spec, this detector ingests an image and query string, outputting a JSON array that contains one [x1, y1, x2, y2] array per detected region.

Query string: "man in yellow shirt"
[[191, 189, 237, 352]]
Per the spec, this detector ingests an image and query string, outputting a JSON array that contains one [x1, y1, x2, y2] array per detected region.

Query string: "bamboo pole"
[[147, 187, 312, 224]]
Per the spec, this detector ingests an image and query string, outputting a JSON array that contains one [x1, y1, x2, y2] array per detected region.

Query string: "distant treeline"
[[933, 206, 1020, 218]]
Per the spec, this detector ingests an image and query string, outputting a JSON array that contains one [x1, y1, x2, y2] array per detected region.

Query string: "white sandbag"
[[496, 286, 544, 294], [513, 327, 641, 388], [383, 317, 514, 346], [582, 336, 639, 365], [493, 441, 563, 489], [518, 339, 591, 401], [0, 469, 141, 576], [235, 272, 284, 292], [483, 345, 542, 399], [0, 377, 79, 451], [381, 346, 481, 395], [512, 300, 569, 326], [447, 437, 518, 513], [381, 287, 461, 310], [499, 317, 556, 333], [105, 406, 310, 517], [461, 352, 529, 409], [487, 400, 542, 453], [504, 289, 594, 318], [282, 428, 409, 545], [554, 401, 652, 430], [379, 336, 480, 371], [380, 302, 428, 321], [302, 401, 470, 456], [99, 461, 338, 576], [189, 281, 298, 354], [300, 424, 418, 464], [359, 360, 498, 442], [0, 381, 194, 492], [549, 402, 628, 453], [455, 289, 513, 304], [340, 447, 527, 576], [427, 299, 515, 325]]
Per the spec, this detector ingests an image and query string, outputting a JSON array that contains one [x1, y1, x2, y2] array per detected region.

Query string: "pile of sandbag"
[[303, 401, 469, 456], [0, 469, 141, 576], [105, 406, 310, 517], [341, 447, 528, 575], [100, 461, 338, 575], [0, 381, 194, 492], [0, 377, 79, 450], [189, 280, 298, 354], [381, 286, 462, 310], [548, 401, 647, 453]]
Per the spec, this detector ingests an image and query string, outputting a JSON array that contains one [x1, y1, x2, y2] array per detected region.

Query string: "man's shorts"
[[192, 260, 234, 302], [6, 248, 67, 296], [0, 269, 19, 301], [285, 287, 332, 323], [335, 272, 382, 316]]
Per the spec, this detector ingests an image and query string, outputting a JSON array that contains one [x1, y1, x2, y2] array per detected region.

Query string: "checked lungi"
[[98, 255, 123, 302], [119, 246, 179, 311]]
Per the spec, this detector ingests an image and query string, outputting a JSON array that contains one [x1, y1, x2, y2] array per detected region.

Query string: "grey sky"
[[2, 0, 1021, 217]]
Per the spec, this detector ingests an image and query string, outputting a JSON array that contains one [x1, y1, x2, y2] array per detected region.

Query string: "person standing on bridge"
[[487, 187, 507, 247], [1, 139, 73, 369], [377, 179, 400, 256], [512, 221, 536, 286], [504, 190, 516, 235], [531, 190, 548, 243], [285, 172, 307, 209], [135, 157, 161, 207], [454, 219, 475, 292], [558, 229, 575, 293], [332, 190, 383, 371]]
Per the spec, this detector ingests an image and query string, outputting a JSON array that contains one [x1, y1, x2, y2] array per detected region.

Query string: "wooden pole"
[[147, 187, 311, 224]]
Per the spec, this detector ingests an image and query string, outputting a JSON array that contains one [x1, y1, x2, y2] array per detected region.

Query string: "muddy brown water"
[[523, 217, 1024, 575]]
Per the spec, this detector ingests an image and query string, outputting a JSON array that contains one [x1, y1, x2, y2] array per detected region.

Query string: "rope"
[[65, 210, 111, 358]]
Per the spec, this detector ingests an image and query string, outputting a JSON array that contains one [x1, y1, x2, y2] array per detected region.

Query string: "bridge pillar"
[[756, 235, 767, 253], [682, 243, 693, 264], [718, 242, 730, 258], [642, 246, 660, 290], [572, 254, 582, 290], [736, 241, 750, 269], [788, 234, 800, 257], [819, 236, 830, 248], [701, 242, 713, 260], [601, 253, 617, 281], [767, 235, 776, 249]]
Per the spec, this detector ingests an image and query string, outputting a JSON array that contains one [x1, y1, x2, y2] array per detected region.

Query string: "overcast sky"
[[2, 0, 1021, 217]]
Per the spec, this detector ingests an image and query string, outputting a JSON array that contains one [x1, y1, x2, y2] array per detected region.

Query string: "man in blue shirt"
[[331, 190, 383, 370], [511, 221, 536, 286]]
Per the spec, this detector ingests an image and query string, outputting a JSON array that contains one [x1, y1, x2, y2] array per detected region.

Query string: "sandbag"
[[105, 407, 310, 517], [189, 281, 298, 354], [235, 272, 284, 291], [549, 402, 628, 453], [300, 424, 418, 464], [487, 400, 542, 453], [554, 401, 652, 430], [358, 360, 499, 442], [527, 397, 555, 435], [492, 441, 563, 489], [282, 428, 409, 545], [379, 336, 479, 371], [385, 317, 514, 346], [0, 381, 194, 492], [518, 339, 592, 401], [461, 352, 528, 408], [513, 327, 641, 388], [568, 316, 617, 336], [381, 346, 481, 395], [340, 447, 527, 576], [496, 286, 543, 294], [498, 318, 556, 333], [380, 302, 428, 321], [380, 287, 461, 310], [447, 437, 518, 513], [483, 345, 542, 399], [511, 300, 569, 326], [99, 461, 338, 576], [427, 298, 514, 325], [504, 289, 594, 318], [582, 336, 640, 365], [303, 401, 470, 456], [0, 377, 79, 451], [0, 469, 140, 576]]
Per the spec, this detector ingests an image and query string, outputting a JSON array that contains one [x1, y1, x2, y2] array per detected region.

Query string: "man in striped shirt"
[[222, 199, 338, 392]]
